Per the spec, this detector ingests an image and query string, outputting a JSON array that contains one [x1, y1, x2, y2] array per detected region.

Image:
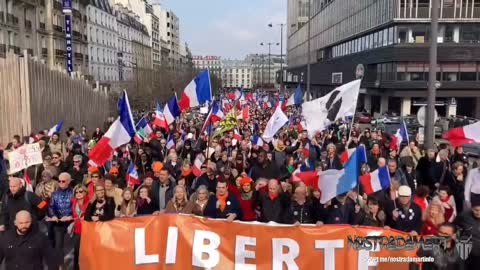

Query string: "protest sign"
[[7, 143, 43, 174], [80, 215, 416, 270]]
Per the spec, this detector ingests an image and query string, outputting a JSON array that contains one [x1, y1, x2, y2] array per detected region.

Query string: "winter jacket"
[[255, 191, 291, 223], [0, 188, 46, 230], [325, 155, 343, 170], [326, 198, 356, 225], [444, 172, 465, 214], [204, 193, 243, 220], [165, 162, 182, 180], [0, 226, 61, 270], [194, 173, 217, 194], [385, 200, 423, 233], [250, 161, 279, 181], [272, 144, 299, 169], [48, 188, 73, 218], [287, 200, 316, 224], [151, 179, 176, 210], [237, 193, 256, 221], [84, 197, 116, 222]]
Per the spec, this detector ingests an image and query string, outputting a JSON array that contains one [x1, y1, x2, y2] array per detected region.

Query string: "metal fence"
[[0, 51, 110, 144]]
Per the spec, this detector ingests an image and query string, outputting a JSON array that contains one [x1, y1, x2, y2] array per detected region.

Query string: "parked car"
[[354, 112, 372, 124]]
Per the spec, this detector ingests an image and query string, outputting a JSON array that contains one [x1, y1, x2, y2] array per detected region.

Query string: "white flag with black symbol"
[[302, 79, 361, 137]]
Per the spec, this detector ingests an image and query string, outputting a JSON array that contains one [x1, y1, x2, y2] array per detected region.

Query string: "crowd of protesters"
[[0, 104, 480, 270]]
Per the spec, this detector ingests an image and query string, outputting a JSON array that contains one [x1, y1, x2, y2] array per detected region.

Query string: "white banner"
[[8, 143, 43, 174]]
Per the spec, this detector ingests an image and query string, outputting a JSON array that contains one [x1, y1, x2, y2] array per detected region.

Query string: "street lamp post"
[[269, 23, 285, 91], [425, 0, 439, 149], [306, 0, 312, 101], [260, 42, 279, 87]]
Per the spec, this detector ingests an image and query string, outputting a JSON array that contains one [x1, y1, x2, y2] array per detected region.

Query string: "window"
[[397, 26, 408, 43], [373, 32, 379, 48], [459, 63, 477, 81], [460, 25, 480, 43], [412, 25, 427, 43], [382, 29, 388, 46], [442, 63, 459, 81], [444, 24, 455, 42], [388, 27, 394, 45], [408, 63, 425, 81]]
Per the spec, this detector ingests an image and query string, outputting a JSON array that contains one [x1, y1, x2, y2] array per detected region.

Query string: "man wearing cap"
[[385, 185, 422, 235], [455, 193, 480, 268]]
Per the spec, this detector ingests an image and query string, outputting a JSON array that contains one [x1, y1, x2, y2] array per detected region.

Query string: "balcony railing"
[[74, 52, 83, 59], [7, 14, 19, 26], [53, 1, 62, 10], [25, 20, 32, 30], [9, 45, 20, 55], [21, 0, 37, 6], [73, 9, 81, 18], [73, 31, 81, 40], [54, 25, 63, 32], [41, 48, 48, 55], [55, 49, 65, 56], [39, 22, 46, 30]]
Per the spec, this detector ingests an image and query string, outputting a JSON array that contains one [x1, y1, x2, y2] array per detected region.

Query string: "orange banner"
[[80, 215, 417, 270]]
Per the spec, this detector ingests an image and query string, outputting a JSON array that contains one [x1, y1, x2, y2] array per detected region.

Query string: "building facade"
[[246, 53, 284, 88], [221, 59, 253, 89], [0, 0, 89, 75], [87, 0, 118, 82], [193, 55, 222, 78], [287, 0, 480, 118], [145, 2, 160, 69], [157, 5, 181, 68]]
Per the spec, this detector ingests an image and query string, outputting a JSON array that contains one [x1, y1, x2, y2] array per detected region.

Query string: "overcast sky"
[[161, 0, 287, 59]]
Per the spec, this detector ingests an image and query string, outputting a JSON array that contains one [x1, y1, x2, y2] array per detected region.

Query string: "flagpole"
[[205, 103, 213, 162]]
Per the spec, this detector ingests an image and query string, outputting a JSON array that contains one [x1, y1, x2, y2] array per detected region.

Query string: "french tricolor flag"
[[88, 91, 135, 166], [166, 135, 175, 150], [251, 135, 264, 147], [209, 101, 225, 123], [202, 101, 224, 133], [340, 148, 356, 164], [443, 121, 480, 147], [192, 153, 205, 177], [359, 166, 391, 195], [47, 120, 64, 136], [153, 102, 169, 131], [340, 145, 367, 164], [178, 70, 212, 111], [126, 162, 140, 188], [163, 96, 181, 125], [393, 119, 409, 151]]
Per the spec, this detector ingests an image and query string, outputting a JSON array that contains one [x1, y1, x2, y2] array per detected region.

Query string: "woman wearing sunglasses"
[[71, 184, 90, 270]]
